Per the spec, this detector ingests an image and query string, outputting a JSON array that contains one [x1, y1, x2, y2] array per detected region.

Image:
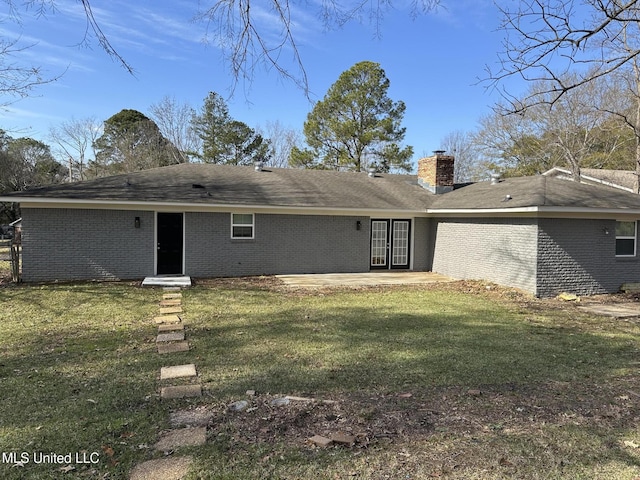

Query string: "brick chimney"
[[417, 151, 454, 194]]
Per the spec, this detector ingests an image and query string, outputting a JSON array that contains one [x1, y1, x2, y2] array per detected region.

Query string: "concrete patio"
[[275, 271, 452, 287]]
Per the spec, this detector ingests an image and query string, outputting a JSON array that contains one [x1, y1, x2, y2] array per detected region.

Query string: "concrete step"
[[160, 364, 197, 380], [161, 384, 202, 399], [158, 341, 190, 354]]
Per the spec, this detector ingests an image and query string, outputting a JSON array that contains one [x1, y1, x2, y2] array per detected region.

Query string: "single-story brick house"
[[3, 153, 640, 297]]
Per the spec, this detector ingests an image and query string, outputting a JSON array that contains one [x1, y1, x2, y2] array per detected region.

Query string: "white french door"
[[370, 219, 411, 269], [371, 220, 389, 268]]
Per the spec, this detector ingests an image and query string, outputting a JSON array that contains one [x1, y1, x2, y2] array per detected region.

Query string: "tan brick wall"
[[417, 155, 454, 188]]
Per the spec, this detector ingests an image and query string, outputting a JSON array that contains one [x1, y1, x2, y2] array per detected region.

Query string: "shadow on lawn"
[[0, 282, 639, 478], [190, 300, 637, 398], [185, 291, 640, 478]]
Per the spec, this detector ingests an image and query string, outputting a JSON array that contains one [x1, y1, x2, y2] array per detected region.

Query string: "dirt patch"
[[198, 377, 640, 470]]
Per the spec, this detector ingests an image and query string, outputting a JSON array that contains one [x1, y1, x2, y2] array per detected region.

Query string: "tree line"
[[4, 56, 640, 225], [5, 0, 640, 224], [0, 61, 414, 209]]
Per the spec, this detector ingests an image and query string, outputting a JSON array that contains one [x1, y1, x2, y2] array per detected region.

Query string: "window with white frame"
[[616, 221, 637, 257], [231, 213, 254, 239]]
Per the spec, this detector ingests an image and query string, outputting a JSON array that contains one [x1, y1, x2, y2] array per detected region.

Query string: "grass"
[[0, 276, 639, 479]]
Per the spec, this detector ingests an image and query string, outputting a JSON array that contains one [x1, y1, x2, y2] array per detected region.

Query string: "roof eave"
[[427, 205, 640, 218], [6, 197, 429, 218]]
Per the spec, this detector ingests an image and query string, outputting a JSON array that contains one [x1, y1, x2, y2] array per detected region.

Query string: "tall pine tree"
[[291, 61, 413, 172]]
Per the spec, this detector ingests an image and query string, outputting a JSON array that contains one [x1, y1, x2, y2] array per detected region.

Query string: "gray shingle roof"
[[4, 164, 640, 214], [430, 175, 640, 211], [544, 167, 639, 192], [2, 163, 433, 212], [580, 168, 637, 191]]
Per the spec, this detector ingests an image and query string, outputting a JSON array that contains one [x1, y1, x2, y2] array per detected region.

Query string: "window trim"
[[615, 220, 637, 257], [231, 213, 255, 239]]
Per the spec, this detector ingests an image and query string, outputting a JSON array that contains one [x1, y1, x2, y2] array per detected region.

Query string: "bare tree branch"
[[486, 0, 640, 114], [77, 0, 134, 74], [197, 0, 440, 97], [0, 37, 61, 103]]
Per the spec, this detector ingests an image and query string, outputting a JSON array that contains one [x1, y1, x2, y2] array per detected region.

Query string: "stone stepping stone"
[[158, 323, 184, 333], [161, 384, 202, 399], [163, 286, 182, 291], [154, 314, 182, 325], [160, 364, 197, 380], [160, 306, 183, 315], [129, 455, 192, 480], [154, 427, 207, 451], [157, 332, 185, 343], [163, 293, 182, 299], [158, 342, 190, 355], [160, 299, 182, 307], [169, 408, 213, 427]]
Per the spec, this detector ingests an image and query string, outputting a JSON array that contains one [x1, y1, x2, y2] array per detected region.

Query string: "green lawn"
[[0, 278, 639, 479]]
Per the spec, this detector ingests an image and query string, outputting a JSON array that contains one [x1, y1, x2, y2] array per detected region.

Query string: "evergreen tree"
[[291, 61, 413, 172], [191, 92, 270, 165], [92, 109, 179, 177]]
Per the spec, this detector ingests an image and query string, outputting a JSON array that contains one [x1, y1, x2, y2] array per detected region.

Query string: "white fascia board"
[[11, 198, 428, 218], [426, 206, 540, 216], [427, 205, 640, 218]]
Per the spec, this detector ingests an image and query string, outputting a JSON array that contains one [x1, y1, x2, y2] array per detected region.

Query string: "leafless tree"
[[149, 96, 201, 163], [439, 130, 484, 182], [4, 1, 441, 100], [255, 120, 302, 168], [524, 75, 628, 180], [474, 75, 631, 178], [0, 37, 53, 103], [1, 0, 132, 104], [487, 1, 640, 188], [49, 117, 102, 181], [195, 0, 441, 95], [489, 1, 640, 112]]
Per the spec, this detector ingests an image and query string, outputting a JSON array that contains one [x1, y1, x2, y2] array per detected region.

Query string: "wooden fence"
[[10, 243, 21, 283], [2, 238, 21, 283]]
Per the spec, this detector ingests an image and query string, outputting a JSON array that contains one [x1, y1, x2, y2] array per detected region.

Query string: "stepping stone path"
[[159, 306, 183, 315], [154, 315, 182, 325], [160, 384, 203, 400], [155, 427, 207, 451], [158, 323, 184, 333], [157, 342, 190, 355], [160, 364, 197, 380], [156, 332, 186, 343], [129, 456, 193, 480], [129, 286, 205, 480]]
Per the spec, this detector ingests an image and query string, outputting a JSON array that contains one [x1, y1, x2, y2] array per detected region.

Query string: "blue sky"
[[1, 0, 521, 168]]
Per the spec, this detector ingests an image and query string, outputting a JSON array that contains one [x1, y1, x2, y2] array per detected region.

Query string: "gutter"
[[427, 205, 640, 219], [1, 197, 429, 218]]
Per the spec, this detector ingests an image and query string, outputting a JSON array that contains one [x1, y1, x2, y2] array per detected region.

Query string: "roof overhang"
[[6, 198, 640, 220], [427, 206, 640, 219], [4, 197, 428, 218]]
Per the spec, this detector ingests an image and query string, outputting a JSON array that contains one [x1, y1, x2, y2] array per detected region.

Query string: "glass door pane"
[[391, 220, 409, 267], [370, 220, 388, 267]]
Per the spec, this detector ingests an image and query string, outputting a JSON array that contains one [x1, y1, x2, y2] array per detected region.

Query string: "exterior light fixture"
[[603, 227, 610, 235], [135, 217, 141, 228], [356, 220, 362, 230]]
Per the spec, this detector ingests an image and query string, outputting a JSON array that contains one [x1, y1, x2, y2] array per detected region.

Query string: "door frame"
[[154, 211, 185, 275], [370, 218, 412, 270]]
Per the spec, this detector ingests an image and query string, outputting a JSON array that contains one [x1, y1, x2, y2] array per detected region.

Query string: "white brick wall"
[[431, 218, 538, 294]]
